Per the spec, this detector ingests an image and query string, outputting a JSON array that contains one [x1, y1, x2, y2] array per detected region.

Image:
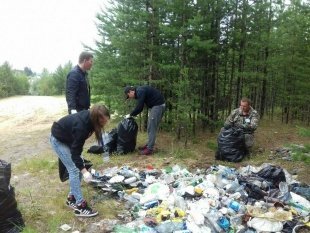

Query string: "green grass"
[[290, 144, 310, 164], [297, 126, 310, 137]]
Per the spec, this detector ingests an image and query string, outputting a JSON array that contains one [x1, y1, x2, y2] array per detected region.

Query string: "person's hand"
[[83, 171, 93, 183], [124, 114, 131, 119], [71, 109, 77, 114]]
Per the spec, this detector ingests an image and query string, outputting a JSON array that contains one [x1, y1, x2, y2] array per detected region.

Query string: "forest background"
[[1, 0, 309, 135]]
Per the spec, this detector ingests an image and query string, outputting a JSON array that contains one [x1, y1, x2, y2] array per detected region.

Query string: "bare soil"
[[0, 96, 67, 163]]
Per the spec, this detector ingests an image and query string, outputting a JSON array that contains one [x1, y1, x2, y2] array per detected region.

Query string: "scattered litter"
[[59, 223, 71, 231]]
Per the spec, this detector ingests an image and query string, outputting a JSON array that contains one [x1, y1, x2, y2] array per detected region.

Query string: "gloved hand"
[[71, 109, 77, 114], [124, 114, 131, 119], [83, 171, 93, 183]]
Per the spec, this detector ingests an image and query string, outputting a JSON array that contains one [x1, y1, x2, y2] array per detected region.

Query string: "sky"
[[0, 0, 107, 73]]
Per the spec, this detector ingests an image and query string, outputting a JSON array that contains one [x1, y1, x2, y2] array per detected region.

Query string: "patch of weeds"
[[173, 148, 191, 159], [206, 140, 218, 151], [290, 144, 310, 165], [16, 156, 57, 175], [297, 126, 310, 137], [20, 227, 38, 233]]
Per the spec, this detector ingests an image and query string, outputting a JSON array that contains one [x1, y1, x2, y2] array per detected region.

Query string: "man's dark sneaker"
[[66, 195, 77, 210], [140, 148, 153, 155], [74, 200, 98, 217], [138, 144, 147, 150]]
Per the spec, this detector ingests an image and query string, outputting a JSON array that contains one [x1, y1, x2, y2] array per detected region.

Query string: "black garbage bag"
[[0, 160, 11, 192], [87, 145, 104, 154], [255, 165, 286, 188], [0, 187, 25, 233], [116, 117, 138, 154], [87, 128, 118, 155], [0, 159, 25, 233], [216, 127, 246, 162], [103, 128, 118, 154], [58, 158, 93, 182]]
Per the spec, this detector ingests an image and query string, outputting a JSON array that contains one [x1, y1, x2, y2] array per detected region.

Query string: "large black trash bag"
[[0, 187, 25, 233], [116, 117, 138, 154], [216, 127, 246, 162], [0, 160, 11, 192], [0, 160, 25, 233]]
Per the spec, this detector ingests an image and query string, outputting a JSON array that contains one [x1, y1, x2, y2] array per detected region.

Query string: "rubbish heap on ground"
[[89, 163, 310, 233]]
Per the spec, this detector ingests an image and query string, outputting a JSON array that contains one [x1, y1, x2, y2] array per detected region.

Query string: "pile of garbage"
[[88, 164, 310, 233]]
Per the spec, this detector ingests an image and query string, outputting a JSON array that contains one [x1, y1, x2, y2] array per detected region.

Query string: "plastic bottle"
[[124, 176, 138, 184], [119, 167, 136, 177], [204, 209, 223, 233], [222, 196, 246, 213], [142, 200, 159, 209], [217, 216, 230, 231], [103, 151, 110, 163]]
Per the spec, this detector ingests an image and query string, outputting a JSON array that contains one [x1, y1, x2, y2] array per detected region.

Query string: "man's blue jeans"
[[50, 134, 84, 204]]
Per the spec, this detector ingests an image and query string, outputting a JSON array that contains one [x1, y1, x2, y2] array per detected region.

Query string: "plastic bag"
[[0, 160, 25, 233], [0, 160, 11, 192], [255, 165, 286, 188], [216, 127, 246, 162], [103, 128, 118, 154], [116, 118, 138, 154], [58, 158, 93, 182]]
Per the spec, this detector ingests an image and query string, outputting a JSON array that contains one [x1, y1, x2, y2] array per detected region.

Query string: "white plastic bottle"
[[103, 151, 110, 163]]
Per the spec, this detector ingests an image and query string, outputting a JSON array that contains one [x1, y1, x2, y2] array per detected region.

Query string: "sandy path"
[[0, 96, 67, 163]]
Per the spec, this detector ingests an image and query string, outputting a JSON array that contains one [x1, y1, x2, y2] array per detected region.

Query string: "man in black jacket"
[[66, 51, 93, 114], [124, 85, 165, 155]]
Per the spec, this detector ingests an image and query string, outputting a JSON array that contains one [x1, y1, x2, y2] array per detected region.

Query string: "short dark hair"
[[124, 86, 135, 94], [79, 51, 93, 63]]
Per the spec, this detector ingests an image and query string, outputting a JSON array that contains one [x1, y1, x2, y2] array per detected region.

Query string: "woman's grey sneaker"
[[66, 195, 77, 210], [74, 200, 98, 217]]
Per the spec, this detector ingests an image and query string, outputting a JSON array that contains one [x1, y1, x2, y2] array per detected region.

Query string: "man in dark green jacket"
[[224, 97, 260, 152]]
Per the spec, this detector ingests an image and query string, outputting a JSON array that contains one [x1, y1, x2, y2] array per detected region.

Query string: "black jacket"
[[130, 85, 165, 116], [51, 110, 93, 170], [66, 65, 91, 112]]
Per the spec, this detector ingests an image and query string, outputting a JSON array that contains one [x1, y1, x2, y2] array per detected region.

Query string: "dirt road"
[[0, 96, 67, 163]]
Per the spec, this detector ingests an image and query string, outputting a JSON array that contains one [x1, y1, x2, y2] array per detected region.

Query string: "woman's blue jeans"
[[50, 134, 84, 204]]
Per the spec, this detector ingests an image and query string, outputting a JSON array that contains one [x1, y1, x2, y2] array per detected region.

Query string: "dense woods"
[[91, 0, 310, 134], [1, 0, 309, 135]]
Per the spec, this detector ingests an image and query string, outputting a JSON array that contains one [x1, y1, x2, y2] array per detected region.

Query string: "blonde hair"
[[90, 104, 110, 144]]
